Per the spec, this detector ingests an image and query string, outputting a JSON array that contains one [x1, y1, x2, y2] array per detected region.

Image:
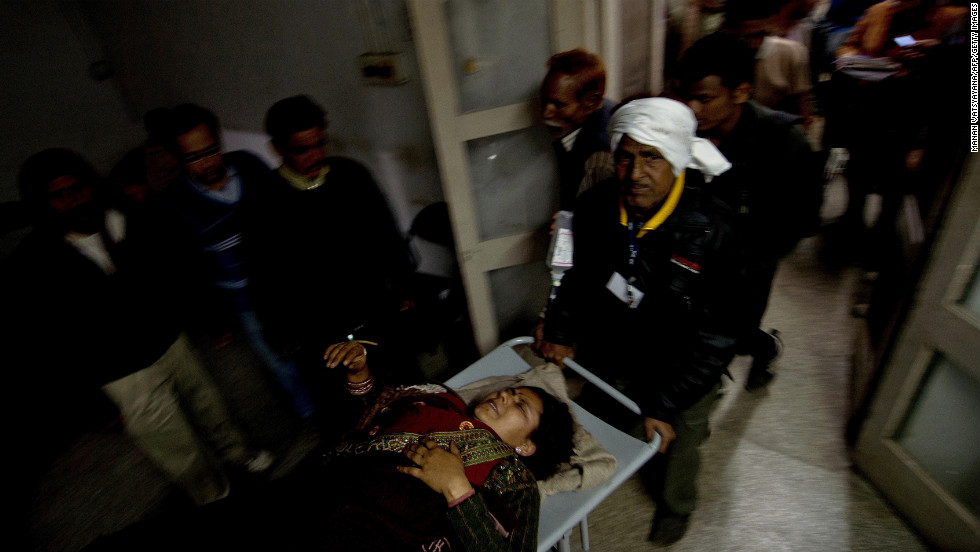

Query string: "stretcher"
[[446, 337, 662, 552]]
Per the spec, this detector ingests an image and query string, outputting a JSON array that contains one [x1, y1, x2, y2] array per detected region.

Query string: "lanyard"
[[627, 219, 640, 267], [619, 175, 685, 309], [625, 219, 639, 308]]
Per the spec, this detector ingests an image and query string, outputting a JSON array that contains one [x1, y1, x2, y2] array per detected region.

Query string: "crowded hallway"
[[5, 0, 977, 550], [23, 174, 937, 551]]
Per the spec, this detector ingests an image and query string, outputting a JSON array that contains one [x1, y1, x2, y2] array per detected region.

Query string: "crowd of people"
[[10, 0, 970, 550], [7, 93, 575, 551], [532, 0, 966, 546]]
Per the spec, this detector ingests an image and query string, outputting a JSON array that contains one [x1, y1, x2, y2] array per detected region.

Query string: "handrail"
[[502, 336, 642, 415], [563, 358, 642, 416], [500, 335, 534, 348]]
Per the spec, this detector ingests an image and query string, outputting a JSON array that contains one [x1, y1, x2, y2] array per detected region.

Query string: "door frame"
[[407, 0, 589, 354], [408, 0, 666, 354], [853, 153, 980, 552]]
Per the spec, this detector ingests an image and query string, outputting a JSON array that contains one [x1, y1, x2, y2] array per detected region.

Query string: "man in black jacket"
[[533, 97, 743, 545], [540, 49, 617, 209], [257, 96, 419, 413], [674, 32, 823, 390], [9, 148, 270, 508]]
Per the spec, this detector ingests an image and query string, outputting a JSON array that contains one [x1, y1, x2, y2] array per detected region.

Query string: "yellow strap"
[[619, 171, 686, 238]]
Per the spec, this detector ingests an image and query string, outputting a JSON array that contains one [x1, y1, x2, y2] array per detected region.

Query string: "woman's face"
[[472, 387, 544, 454]]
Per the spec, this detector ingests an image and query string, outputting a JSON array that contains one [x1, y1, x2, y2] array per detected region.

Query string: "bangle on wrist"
[[347, 372, 375, 395]]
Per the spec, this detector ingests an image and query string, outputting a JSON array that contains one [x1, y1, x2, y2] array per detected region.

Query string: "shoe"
[[745, 367, 775, 391], [648, 510, 691, 546], [746, 329, 782, 391]]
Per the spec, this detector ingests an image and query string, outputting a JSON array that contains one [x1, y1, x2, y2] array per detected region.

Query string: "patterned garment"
[[322, 383, 540, 551], [336, 386, 514, 486], [334, 428, 513, 470]]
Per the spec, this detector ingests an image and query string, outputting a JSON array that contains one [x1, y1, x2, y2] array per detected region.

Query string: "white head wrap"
[[608, 97, 731, 177]]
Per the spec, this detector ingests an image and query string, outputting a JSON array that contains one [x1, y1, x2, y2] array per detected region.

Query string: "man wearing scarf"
[[533, 97, 744, 545]]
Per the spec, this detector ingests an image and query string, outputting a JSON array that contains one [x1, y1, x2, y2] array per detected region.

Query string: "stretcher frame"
[[446, 337, 661, 552]]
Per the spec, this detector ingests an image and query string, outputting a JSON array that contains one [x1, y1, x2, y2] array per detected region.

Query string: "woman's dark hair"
[[520, 386, 575, 480]]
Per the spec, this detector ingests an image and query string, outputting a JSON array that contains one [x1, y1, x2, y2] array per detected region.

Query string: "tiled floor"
[[26, 180, 929, 551]]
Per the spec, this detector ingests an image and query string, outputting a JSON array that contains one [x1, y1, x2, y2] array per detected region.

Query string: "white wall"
[[1, 0, 443, 234], [0, 1, 144, 202]]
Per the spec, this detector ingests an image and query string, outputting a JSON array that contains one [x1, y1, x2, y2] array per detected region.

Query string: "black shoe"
[[746, 367, 775, 391], [649, 510, 691, 546], [746, 329, 782, 391]]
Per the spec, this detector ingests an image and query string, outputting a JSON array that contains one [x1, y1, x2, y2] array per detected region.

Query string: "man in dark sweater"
[[257, 96, 417, 398], [162, 103, 316, 419], [673, 32, 823, 390]]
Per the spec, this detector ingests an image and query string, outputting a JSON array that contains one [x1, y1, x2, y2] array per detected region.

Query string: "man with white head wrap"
[[533, 97, 745, 546]]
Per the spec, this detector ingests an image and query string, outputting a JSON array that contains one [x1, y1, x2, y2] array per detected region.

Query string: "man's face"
[[279, 126, 328, 179], [614, 135, 675, 212], [682, 75, 745, 135], [472, 387, 543, 453], [175, 124, 227, 189], [46, 174, 101, 234], [540, 73, 599, 138]]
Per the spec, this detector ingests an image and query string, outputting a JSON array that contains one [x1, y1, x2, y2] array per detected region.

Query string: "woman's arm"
[[445, 459, 540, 552], [320, 340, 385, 437], [399, 444, 540, 551], [324, 340, 371, 383]]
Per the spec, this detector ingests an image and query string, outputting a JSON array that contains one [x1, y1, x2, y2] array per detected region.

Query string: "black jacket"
[[159, 150, 276, 333], [554, 100, 615, 210], [247, 157, 416, 354], [543, 174, 744, 422], [8, 219, 186, 387], [706, 101, 822, 264]]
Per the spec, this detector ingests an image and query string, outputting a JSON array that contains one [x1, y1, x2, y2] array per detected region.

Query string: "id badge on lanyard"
[[606, 219, 644, 309]]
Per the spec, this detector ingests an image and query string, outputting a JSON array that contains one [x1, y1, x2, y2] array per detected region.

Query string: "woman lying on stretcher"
[[317, 340, 575, 552]]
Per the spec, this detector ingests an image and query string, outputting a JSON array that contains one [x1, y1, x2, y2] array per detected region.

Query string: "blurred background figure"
[[775, 0, 824, 46], [674, 32, 823, 390], [159, 103, 317, 421], [106, 107, 182, 227], [823, 0, 968, 268], [539, 48, 617, 210], [722, 0, 814, 125], [8, 148, 272, 508]]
